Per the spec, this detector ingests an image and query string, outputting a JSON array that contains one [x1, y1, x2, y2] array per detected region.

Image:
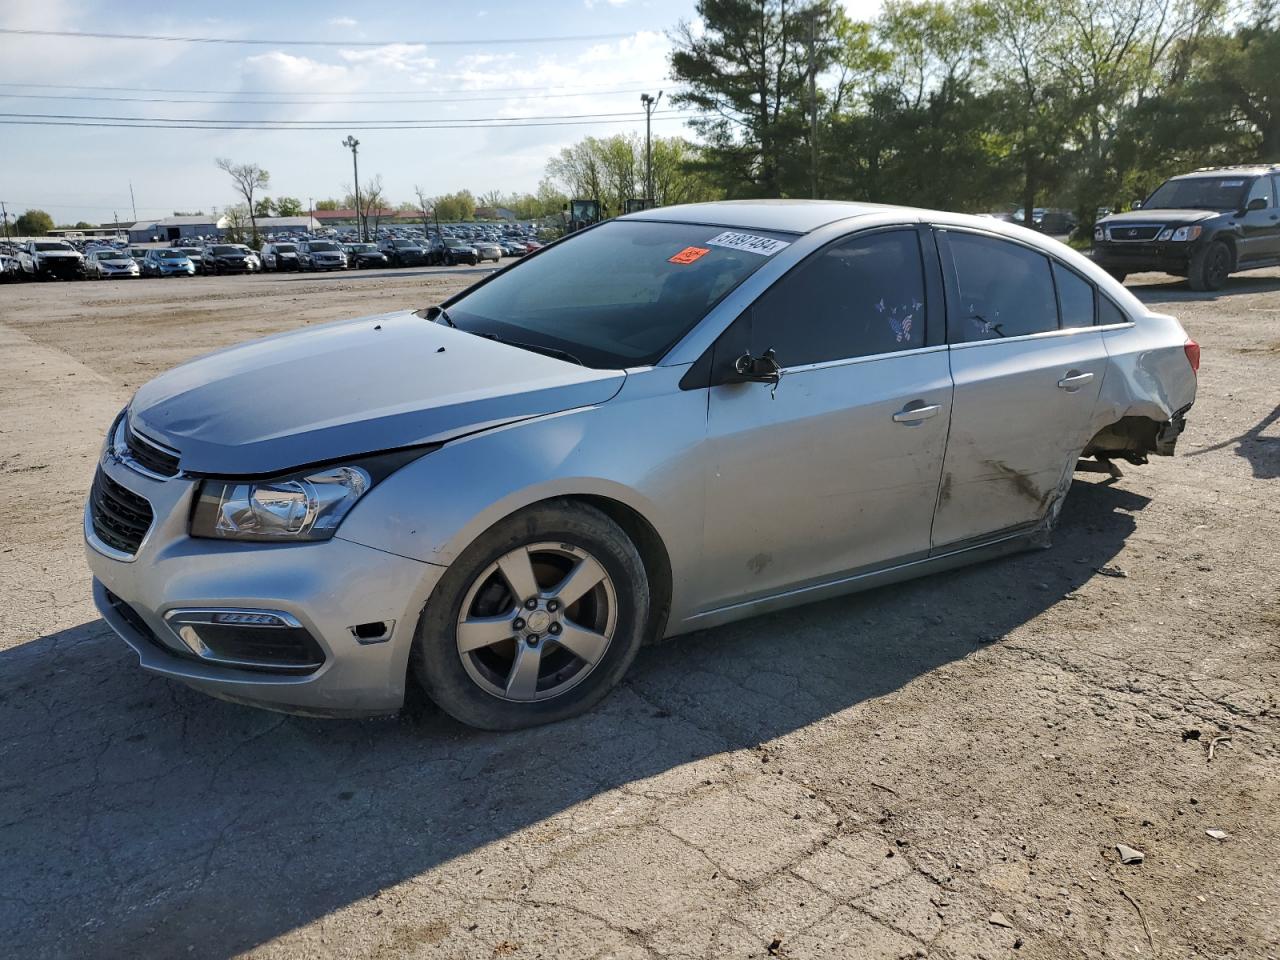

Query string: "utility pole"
[[640, 91, 662, 206], [807, 8, 818, 199], [128, 181, 138, 223], [342, 135, 361, 241], [1, 200, 9, 243]]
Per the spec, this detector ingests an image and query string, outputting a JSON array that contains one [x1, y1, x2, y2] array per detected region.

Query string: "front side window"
[[1053, 262, 1095, 328], [748, 229, 927, 367], [946, 233, 1058, 342], [446, 220, 783, 368], [1246, 176, 1273, 208]]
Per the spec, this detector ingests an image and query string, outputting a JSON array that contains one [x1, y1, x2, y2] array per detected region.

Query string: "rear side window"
[[1098, 295, 1129, 326], [946, 233, 1058, 341], [750, 229, 927, 367], [1053, 263, 1095, 328]]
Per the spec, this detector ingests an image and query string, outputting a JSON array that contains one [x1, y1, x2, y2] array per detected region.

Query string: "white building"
[[128, 215, 228, 244], [254, 216, 321, 235]]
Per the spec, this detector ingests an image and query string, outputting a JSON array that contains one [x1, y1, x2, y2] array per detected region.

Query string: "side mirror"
[[1245, 197, 1268, 212], [1131, 199, 1143, 209], [733, 348, 781, 384]]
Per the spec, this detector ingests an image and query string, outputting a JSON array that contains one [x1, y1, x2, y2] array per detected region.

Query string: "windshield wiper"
[[476, 332, 584, 366]]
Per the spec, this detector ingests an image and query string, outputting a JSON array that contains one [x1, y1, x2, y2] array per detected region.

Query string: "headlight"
[[1094, 226, 1105, 241], [1158, 225, 1202, 242], [189, 448, 430, 542]]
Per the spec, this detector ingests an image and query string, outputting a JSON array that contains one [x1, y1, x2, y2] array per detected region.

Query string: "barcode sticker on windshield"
[[1220, 180, 1244, 186], [705, 231, 790, 256]]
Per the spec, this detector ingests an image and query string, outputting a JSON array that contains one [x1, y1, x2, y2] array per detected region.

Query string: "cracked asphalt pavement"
[[1, 266, 1278, 959]]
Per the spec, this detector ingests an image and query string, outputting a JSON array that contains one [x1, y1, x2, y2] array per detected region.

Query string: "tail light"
[[1184, 339, 1201, 374]]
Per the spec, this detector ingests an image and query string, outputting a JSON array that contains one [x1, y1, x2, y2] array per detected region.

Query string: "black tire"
[[1188, 239, 1231, 292], [412, 499, 650, 730], [1105, 268, 1127, 283]]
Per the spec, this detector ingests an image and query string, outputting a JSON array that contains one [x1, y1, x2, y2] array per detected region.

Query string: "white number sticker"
[[705, 231, 791, 256], [1220, 180, 1244, 187]]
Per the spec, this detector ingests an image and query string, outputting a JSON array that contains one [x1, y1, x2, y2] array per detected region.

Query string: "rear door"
[[930, 228, 1108, 549], [698, 226, 953, 611]]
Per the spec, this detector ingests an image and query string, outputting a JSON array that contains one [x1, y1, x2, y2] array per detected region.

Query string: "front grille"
[[125, 428, 180, 478], [90, 468, 154, 556], [1107, 224, 1162, 242]]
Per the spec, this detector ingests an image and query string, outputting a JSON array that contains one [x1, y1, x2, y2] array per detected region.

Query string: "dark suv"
[[1092, 164, 1280, 290]]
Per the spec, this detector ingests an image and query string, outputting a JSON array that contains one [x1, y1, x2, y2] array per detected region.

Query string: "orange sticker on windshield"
[[669, 246, 710, 264]]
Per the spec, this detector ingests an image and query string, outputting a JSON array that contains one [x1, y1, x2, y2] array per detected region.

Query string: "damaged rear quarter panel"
[[1097, 310, 1198, 429]]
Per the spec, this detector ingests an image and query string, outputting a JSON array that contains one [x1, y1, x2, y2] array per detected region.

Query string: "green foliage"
[[433, 190, 477, 222], [314, 198, 339, 211], [275, 197, 304, 217], [672, 0, 1272, 227], [15, 209, 54, 235], [546, 133, 720, 213]]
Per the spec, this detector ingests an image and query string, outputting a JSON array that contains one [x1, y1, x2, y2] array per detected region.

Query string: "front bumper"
[[1092, 241, 1197, 274], [85, 455, 444, 717]]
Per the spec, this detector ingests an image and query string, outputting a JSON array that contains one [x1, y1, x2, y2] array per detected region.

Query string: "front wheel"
[[412, 500, 650, 730], [1188, 240, 1231, 292], [1105, 268, 1127, 283]]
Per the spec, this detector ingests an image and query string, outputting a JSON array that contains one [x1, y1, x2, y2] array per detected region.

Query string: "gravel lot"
[[1, 265, 1277, 959]]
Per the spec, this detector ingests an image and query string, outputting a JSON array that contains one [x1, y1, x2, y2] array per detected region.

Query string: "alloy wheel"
[[456, 542, 617, 702]]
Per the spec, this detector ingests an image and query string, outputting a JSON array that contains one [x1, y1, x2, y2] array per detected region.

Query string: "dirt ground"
[[1, 264, 1277, 960]]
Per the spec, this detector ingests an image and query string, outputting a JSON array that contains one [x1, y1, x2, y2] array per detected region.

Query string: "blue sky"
[[0, 0, 881, 224]]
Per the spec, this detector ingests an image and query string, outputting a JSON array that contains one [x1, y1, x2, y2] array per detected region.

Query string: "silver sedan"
[[85, 201, 1198, 729]]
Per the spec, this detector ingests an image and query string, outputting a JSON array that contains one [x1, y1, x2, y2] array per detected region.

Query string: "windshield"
[[391, 240, 418, 248], [1144, 176, 1252, 211], [445, 220, 786, 368], [159, 250, 187, 259], [309, 241, 338, 251], [275, 243, 296, 252], [179, 247, 201, 255], [444, 238, 467, 248], [100, 251, 130, 261], [349, 244, 376, 252], [209, 245, 239, 255], [34, 242, 72, 252]]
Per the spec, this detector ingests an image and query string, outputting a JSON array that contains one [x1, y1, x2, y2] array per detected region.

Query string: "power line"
[[0, 27, 637, 47], [0, 79, 670, 97], [0, 87, 673, 106], [0, 109, 686, 126], [0, 115, 698, 131]]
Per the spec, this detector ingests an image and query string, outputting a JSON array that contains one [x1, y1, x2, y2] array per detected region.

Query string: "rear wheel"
[[412, 500, 649, 730], [1188, 240, 1231, 292]]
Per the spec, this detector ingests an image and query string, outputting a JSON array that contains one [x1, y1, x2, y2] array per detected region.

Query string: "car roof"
[[620, 199, 897, 234], [1175, 164, 1280, 180]]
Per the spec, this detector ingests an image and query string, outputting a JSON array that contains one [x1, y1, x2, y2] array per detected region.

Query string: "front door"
[[1240, 176, 1280, 263], [698, 227, 952, 612], [931, 228, 1108, 549]]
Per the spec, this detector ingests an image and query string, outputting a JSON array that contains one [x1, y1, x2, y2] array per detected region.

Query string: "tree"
[[345, 175, 388, 238], [223, 204, 251, 244], [275, 197, 304, 217], [670, 0, 842, 197], [413, 185, 435, 233], [314, 198, 339, 211], [547, 134, 721, 212], [254, 196, 275, 218], [14, 209, 53, 235], [432, 190, 477, 222], [215, 157, 270, 244]]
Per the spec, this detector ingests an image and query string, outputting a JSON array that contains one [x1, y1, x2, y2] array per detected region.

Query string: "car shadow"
[[1127, 272, 1280, 302], [0, 479, 1149, 959], [1182, 402, 1280, 479]]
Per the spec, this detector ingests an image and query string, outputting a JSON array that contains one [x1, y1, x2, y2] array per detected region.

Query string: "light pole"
[[640, 91, 662, 206], [342, 135, 361, 241]]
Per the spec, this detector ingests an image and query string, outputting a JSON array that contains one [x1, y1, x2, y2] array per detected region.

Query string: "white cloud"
[[328, 16, 358, 27]]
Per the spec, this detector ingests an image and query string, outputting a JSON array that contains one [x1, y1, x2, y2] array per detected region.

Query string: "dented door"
[[932, 332, 1107, 548]]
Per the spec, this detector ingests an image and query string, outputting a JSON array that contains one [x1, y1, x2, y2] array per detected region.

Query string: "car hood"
[[1101, 208, 1218, 226], [129, 309, 626, 476]]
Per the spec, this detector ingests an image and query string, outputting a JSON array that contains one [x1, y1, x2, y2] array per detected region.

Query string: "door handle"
[[1058, 370, 1095, 391], [893, 402, 941, 423]]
